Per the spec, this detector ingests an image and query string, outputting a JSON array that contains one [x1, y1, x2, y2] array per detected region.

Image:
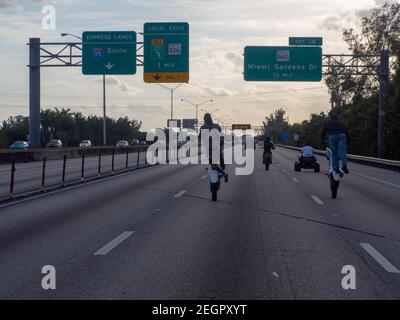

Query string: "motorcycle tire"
[[211, 184, 218, 201], [330, 175, 340, 199]]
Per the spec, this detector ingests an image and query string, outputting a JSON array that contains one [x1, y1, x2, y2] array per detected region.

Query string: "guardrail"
[[3, 146, 154, 203], [0, 145, 151, 164], [275, 144, 400, 172]]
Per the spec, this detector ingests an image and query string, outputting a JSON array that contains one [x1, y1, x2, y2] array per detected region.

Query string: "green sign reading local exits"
[[244, 46, 322, 82], [82, 31, 137, 75], [143, 22, 189, 83], [289, 37, 323, 46]]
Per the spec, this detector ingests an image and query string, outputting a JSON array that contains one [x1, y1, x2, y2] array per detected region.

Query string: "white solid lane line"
[[352, 171, 400, 189], [94, 231, 134, 256], [311, 195, 324, 205], [360, 243, 400, 273], [174, 190, 187, 198]]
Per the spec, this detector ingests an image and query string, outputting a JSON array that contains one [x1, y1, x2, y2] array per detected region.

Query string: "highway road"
[[0, 146, 399, 299], [0, 150, 148, 201]]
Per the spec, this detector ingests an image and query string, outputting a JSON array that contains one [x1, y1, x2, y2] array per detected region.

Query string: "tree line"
[[0, 108, 145, 148], [263, 2, 400, 160]]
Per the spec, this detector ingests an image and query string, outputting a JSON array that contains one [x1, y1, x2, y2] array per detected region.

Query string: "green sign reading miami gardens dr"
[[82, 31, 137, 75], [244, 46, 322, 82]]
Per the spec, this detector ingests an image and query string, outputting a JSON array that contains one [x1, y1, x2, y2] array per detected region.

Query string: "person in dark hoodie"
[[321, 114, 350, 174], [200, 113, 228, 182]]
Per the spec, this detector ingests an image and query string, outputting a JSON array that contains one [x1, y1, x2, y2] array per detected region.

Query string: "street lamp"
[[181, 98, 213, 132], [61, 33, 82, 40]]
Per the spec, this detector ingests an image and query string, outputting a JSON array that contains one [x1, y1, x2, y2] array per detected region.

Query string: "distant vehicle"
[[79, 140, 92, 148], [140, 140, 147, 145], [116, 140, 129, 148], [10, 141, 29, 150], [46, 139, 62, 148], [131, 139, 140, 145]]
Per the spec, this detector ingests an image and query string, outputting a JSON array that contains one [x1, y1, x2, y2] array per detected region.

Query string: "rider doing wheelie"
[[321, 114, 350, 175]]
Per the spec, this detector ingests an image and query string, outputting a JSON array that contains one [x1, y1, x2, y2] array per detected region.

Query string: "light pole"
[[157, 83, 185, 121], [61, 33, 82, 40], [180, 99, 213, 132], [62, 33, 107, 145]]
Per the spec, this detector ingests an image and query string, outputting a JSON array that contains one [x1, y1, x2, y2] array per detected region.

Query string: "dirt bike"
[[208, 164, 222, 201], [326, 147, 344, 199]]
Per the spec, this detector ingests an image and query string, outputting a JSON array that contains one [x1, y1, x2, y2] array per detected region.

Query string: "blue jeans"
[[328, 133, 348, 170]]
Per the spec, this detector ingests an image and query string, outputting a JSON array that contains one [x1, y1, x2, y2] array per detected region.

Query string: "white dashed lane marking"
[[311, 195, 324, 205], [360, 243, 400, 273], [174, 190, 187, 198], [94, 231, 134, 256]]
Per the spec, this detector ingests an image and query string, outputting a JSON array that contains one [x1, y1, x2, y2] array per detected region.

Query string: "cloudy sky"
[[0, 0, 391, 130]]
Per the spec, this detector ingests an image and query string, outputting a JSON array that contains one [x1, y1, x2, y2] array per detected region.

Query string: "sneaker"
[[342, 166, 349, 174], [334, 168, 344, 177]]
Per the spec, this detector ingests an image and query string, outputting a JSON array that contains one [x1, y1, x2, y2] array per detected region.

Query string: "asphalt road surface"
[[0, 146, 399, 299]]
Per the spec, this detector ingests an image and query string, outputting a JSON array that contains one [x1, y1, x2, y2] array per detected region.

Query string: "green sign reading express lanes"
[[82, 31, 137, 75], [144, 22, 189, 83], [244, 46, 322, 82]]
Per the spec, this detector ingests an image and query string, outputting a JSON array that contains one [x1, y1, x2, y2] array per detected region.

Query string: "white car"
[[116, 140, 129, 148], [79, 140, 92, 148]]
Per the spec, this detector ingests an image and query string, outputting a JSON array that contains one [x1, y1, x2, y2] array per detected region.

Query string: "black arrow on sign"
[[153, 74, 162, 81]]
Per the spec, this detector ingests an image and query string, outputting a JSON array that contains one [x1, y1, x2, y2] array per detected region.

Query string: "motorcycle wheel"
[[211, 184, 218, 201], [330, 175, 340, 199]]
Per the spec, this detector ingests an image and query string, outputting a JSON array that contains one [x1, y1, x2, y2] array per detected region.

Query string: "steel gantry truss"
[[322, 54, 382, 77], [321, 51, 391, 158], [29, 40, 143, 68], [28, 38, 392, 157], [27, 38, 144, 149]]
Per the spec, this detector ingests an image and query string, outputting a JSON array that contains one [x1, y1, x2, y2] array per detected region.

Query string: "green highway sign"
[[144, 22, 189, 83], [289, 37, 323, 46], [244, 46, 322, 82], [82, 31, 137, 75]]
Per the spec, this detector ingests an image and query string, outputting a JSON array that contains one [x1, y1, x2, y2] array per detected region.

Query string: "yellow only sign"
[[144, 72, 189, 83]]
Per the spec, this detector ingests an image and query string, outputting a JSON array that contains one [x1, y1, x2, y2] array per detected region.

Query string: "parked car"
[[116, 140, 129, 148], [10, 141, 29, 150], [140, 140, 147, 145], [131, 139, 140, 145], [79, 140, 92, 148], [46, 139, 62, 148]]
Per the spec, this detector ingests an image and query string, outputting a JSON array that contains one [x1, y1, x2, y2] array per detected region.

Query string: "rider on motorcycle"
[[321, 114, 350, 174], [200, 113, 228, 183], [263, 136, 275, 163], [299, 145, 316, 162]]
